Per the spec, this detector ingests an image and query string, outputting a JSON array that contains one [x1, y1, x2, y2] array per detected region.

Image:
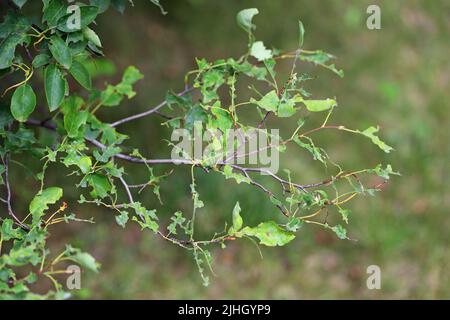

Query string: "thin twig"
[[1, 154, 30, 230], [118, 176, 134, 204], [110, 87, 194, 127]]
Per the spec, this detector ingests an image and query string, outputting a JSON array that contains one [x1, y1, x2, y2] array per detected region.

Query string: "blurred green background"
[[13, 0, 450, 298]]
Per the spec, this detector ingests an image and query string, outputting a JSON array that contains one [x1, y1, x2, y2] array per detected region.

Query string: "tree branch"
[[1, 154, 30, 230], [25, 117, 328, 192], [109, 87, 194, 127]]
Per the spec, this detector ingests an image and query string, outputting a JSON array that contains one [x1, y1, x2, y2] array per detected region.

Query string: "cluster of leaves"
[[0, 2, 398, 297]]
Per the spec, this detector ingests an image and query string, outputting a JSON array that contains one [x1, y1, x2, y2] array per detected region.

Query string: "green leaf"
[[0, 165, 4, 185], [121, 65, 144, 86], [293, 136, 326, 164], [298, 20, 305, 48], [358, 126, 393, 153], [57, 6, 99, 33], [236, 8, 259, 34], [299, 50, 344, 78], [167, 211, 186, 235], [98, 66, 143, 107], [190, 183, 204, 209], [0, 33, 26, 70], [0, 11, 30, 39], [210, 106, 233, 131], [64, 110, 88, 138], [82, 27, 102, 47], [1, 218, 24, 241], [88, 174, 111, 199], [132, 205, 159, 233], [115, 211, 129, 228], [63, 152, 92, 174], [222, 165, 251, 184], [184, 105, 207, 129], [44, 64, 66, 112], [278, 100, 296, 117], [253, 90, 279, 112], [331, 224, 348, 240], [338, 208, 350, 224], [49, 35, 72, 69], [250, 41, 273, 61], [285, 217, 304, 232], [32, 54, 50, 69], [65, 247, 100, 272], [100, 85, 122, 106], [29, 187, 63, 225], [229, 202, 243, 234], [240, 221, 295, 247], [10, 84, 36, 122], [78, 156, 92, 174], [69, 60, 92, 90], [368, 164, 400, 179], [43, 0, 66, 28], [303, 98, 337, 112]]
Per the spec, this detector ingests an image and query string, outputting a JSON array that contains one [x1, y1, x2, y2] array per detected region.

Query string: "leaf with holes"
[[29, 187, 63, 225], [240, 221, 295, 246]]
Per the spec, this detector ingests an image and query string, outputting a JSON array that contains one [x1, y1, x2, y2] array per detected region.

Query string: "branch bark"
[[109, 87, 194, 127]]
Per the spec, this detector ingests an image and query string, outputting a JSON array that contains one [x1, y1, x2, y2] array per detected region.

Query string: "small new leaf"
[[29, 187, 63, 225], [228, 202, 243, 235], [303, 99, 337, 112], [236, 8, 259, 34], [358, 126, 394, 153], [250, 41, 273, 62], [298, 20, 305, 48]]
